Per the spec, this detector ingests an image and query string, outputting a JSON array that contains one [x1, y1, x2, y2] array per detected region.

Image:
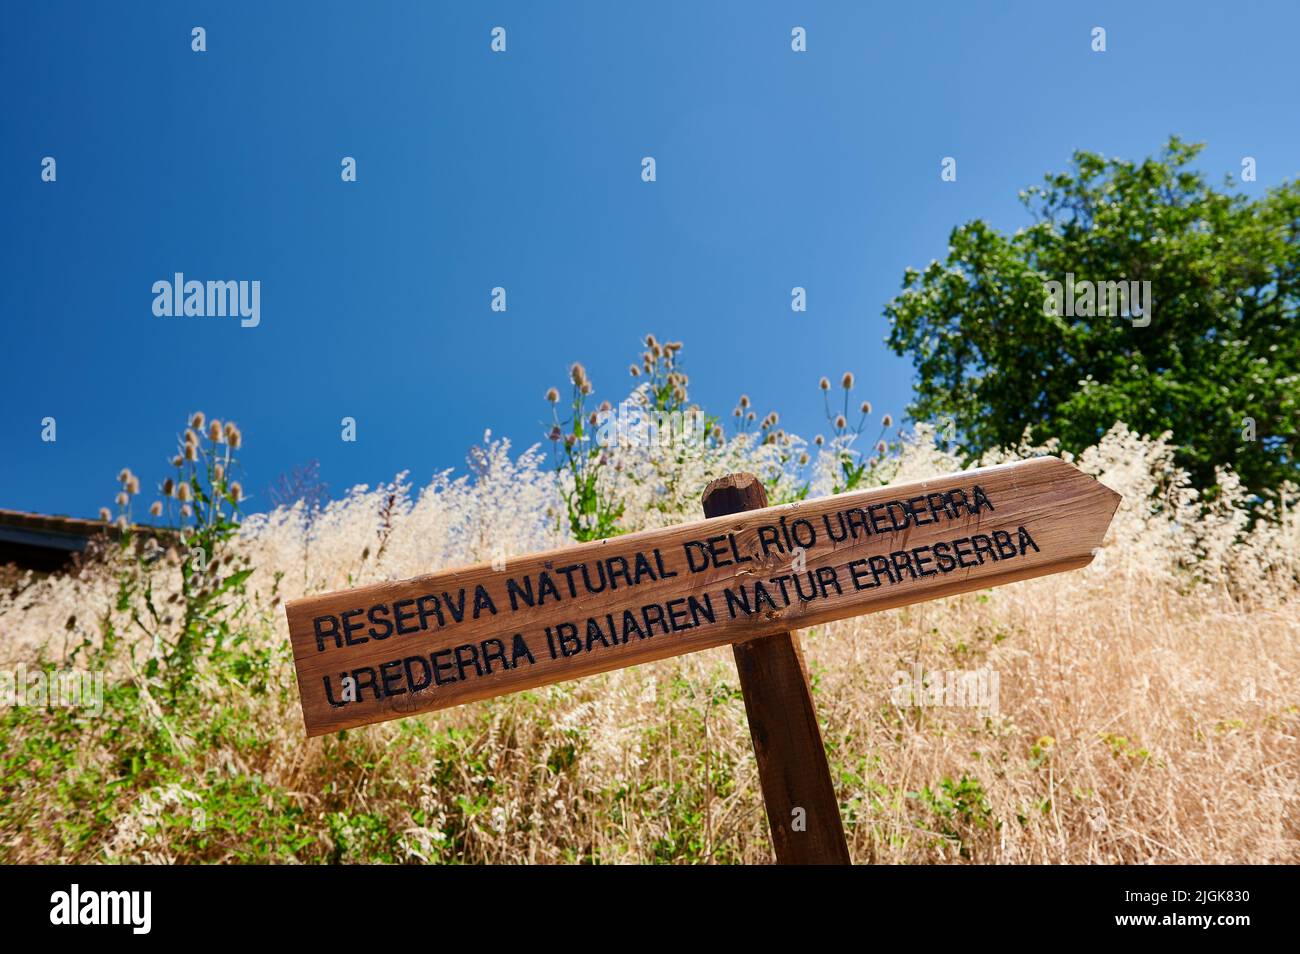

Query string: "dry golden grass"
[[268, 567, 1296, 865], [1, 423, 1296, 864]]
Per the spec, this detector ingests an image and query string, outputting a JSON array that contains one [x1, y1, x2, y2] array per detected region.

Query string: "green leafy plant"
[[885, 135, 1300, 498]]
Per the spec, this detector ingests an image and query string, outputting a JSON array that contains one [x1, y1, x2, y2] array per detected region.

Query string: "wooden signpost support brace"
[[702, 474, 851, 865]]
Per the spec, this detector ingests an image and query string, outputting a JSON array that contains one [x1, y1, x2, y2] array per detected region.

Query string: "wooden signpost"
[[286, 455, 1120, 863]]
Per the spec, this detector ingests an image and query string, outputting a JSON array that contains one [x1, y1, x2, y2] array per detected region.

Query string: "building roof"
[[0, 508, 166, 572]]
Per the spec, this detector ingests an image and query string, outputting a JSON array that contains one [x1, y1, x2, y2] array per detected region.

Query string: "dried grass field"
[[1, 383, 1296, 863]]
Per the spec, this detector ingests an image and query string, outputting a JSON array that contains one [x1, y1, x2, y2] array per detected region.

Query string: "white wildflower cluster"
[[580, 383, 808, 532]]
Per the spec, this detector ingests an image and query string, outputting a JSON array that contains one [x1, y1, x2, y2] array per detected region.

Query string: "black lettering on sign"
[[288, 457, 1121, 735]]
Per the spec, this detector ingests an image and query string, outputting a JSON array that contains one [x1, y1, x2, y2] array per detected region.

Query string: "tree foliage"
[[884, 137, 1298, 496]]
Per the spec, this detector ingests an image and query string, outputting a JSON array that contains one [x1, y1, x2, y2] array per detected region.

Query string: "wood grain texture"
[[286, 456, 1120, 736], [702, 473, 851, 865]]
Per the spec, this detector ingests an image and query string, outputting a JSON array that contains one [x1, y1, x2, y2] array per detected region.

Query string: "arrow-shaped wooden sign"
[[286, 456, 1120, 737]]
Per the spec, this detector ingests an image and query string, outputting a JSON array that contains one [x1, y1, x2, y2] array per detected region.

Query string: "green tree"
[[884, 137, 1298, 497]]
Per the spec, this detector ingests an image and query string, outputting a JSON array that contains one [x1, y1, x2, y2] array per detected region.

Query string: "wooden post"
[[702, 473, 852, 865]]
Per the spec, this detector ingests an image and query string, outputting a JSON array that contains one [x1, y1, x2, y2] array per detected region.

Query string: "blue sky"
[[3, 1, 1297, 520]]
